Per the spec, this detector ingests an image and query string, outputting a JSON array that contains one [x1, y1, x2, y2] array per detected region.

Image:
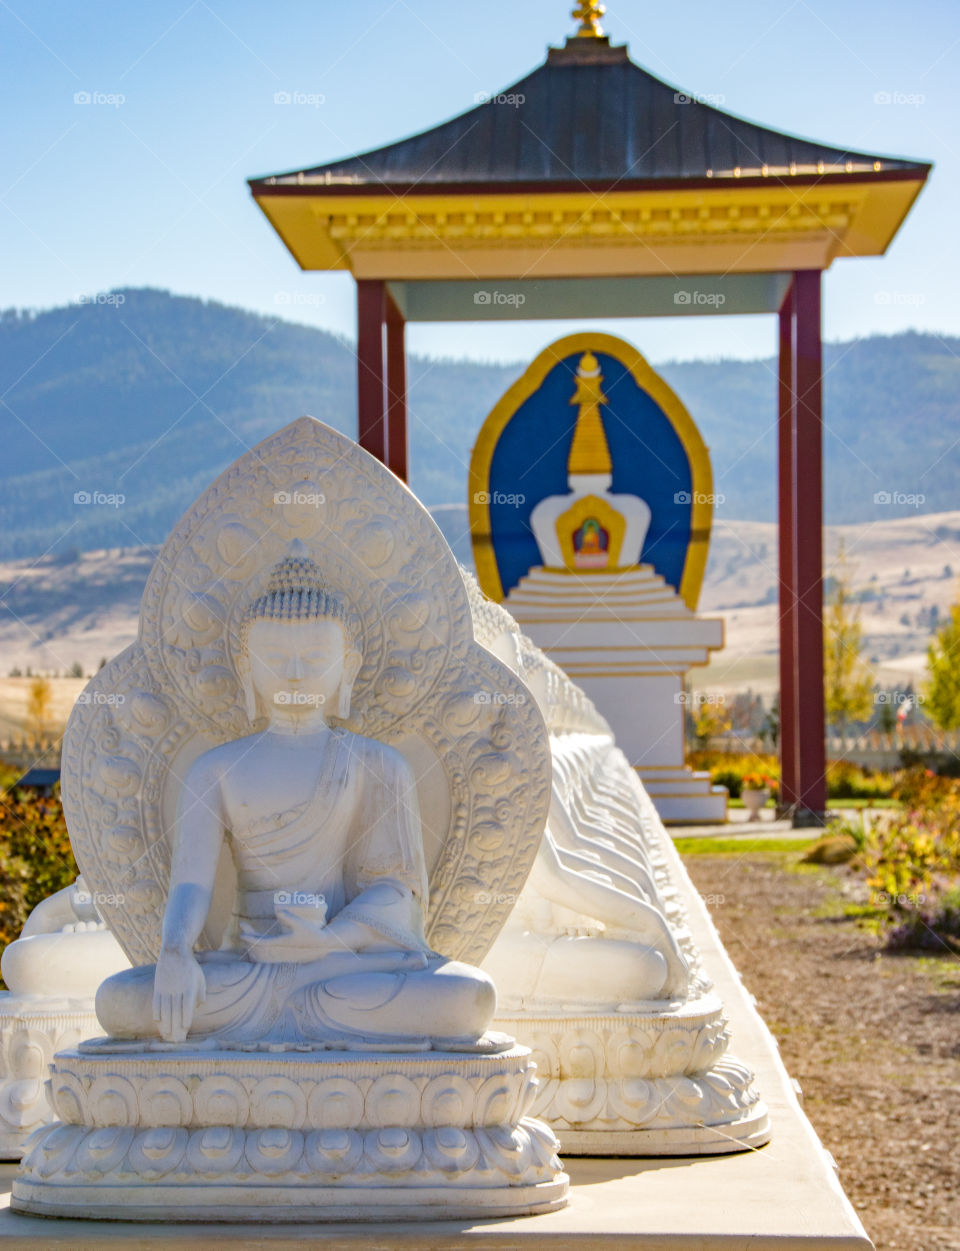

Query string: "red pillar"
[[385, 292, 408, 482], [356, 279, 387, 463], [777, 282, 799, 814], [792, 269, 827, 822]]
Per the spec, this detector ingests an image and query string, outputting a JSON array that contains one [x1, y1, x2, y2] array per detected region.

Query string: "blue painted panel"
[[487, 351, 693, 597]]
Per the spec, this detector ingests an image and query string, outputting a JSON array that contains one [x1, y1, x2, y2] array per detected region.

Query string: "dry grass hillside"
[[1, 511, 956, 736]]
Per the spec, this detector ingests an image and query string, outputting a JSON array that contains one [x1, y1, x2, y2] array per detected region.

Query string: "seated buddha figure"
[[96, 547, 496, 1050]]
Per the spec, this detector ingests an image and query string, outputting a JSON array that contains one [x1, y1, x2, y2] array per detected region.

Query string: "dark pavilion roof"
[[250, 39, 931, 194]]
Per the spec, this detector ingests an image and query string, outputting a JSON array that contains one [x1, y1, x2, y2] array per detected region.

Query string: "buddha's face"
[[245, 617, 360, 722]]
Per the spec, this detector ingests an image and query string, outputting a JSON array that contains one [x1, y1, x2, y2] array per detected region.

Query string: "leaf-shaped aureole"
[[60, 417, 551, 968]]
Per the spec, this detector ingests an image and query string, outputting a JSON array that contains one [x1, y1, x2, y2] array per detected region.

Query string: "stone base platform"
[[0, 996, 101, 1161], [12, 1045, 567, 1222], [0, 843, 872, 1247], [496, 995, 770, 1155]]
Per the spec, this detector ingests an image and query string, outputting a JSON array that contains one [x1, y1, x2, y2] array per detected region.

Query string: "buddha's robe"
[[97, 730, 495, 1049]]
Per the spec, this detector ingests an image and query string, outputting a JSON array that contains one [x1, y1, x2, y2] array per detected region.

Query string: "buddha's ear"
[[336, 647, 363, 719], [237, 652, 258, 723]]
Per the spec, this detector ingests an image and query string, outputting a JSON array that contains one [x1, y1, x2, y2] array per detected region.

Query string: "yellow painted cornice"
[[251, 177, 926, 278]]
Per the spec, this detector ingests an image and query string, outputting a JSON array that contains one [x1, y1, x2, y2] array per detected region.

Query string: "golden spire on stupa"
[[567, 351, 612, 476], [572, 0, 606, 38]]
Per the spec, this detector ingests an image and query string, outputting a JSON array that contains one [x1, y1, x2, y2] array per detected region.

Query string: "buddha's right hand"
[[153, 949, 206, 1042]]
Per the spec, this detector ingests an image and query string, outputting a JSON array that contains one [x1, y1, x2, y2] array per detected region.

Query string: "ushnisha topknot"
[[240, 540, 361, 653]]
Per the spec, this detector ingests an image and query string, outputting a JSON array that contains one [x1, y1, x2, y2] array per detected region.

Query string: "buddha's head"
[[237, 541, 362, 724]]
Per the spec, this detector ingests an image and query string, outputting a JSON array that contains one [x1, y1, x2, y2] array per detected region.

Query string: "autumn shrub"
[[858, 769, 960, 950], [0, 782, 77, 951]]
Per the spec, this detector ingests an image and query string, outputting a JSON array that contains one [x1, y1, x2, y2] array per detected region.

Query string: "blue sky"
[[2, 0, 957, 364]]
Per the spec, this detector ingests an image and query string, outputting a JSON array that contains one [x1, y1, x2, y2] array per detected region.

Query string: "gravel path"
[[683, 852, 960, 1251]]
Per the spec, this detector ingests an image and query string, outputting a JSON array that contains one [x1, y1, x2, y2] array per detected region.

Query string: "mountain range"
[[1, 288, 957, 561]]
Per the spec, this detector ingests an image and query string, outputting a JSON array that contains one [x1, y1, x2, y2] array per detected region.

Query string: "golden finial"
[[572, 0, 605, 38], [568, 352, 612, 477]]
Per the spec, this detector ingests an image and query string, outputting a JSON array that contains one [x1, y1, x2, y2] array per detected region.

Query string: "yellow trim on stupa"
[[469, 332, 714, 611]]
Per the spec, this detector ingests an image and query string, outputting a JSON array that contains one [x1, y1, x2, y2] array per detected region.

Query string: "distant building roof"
[[14, 767, 60, 793], [250, 37, 930, 196]]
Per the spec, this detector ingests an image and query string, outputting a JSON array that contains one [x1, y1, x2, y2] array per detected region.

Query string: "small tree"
[[924, 595, 960, 731], [26, 676, 53, 744], [69, 661, 84, 679], [692, 696, 731, 750], [824, 544, 873, 746]]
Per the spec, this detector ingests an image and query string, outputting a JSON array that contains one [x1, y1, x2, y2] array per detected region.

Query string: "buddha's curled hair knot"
[[240, 541, 362, 653]]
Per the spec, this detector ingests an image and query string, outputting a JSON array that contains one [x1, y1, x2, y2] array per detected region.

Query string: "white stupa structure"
[[503, 352, 727, 823]]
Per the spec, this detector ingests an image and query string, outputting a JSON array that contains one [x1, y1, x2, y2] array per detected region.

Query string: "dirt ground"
[[683, 852, 960, 1251]]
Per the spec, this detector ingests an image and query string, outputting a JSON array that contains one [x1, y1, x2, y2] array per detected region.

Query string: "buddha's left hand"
[[240, 908, 346, 963]]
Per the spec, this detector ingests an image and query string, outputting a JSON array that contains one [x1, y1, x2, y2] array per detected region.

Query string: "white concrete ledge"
[[0, 836, 873, 1248]]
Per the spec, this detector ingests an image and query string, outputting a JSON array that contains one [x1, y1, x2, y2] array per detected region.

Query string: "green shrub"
[[826, 760, 894, 801], [687, 751, 779, 800]]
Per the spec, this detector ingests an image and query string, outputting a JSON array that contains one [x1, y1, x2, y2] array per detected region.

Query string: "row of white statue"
[[1, 418, 767, 1221]]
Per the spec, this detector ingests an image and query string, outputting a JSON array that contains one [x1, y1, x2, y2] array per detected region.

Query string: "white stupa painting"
[[499, 346, 728, 823]]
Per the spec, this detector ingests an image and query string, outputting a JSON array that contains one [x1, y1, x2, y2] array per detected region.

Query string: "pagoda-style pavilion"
[[248, 2, 931, 825]]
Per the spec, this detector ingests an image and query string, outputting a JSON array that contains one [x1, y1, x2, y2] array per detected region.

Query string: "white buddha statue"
[[1, 878, 127, 1001], [469, 591, 692, 1008], [95, 546, 496, 1050], [529, 351, 651, 571]]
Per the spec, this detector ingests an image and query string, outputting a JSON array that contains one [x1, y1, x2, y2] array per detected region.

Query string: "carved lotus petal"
[[365, 1074, 421, 1128], [244, 1128, 304, 1175], [559, 1031, 605, 1079], [526, 1032, 561, 1080], [364, 1127, 422, 1172], [30, 1124, 85, 1178], [127, 1127, 188, 1176], [420, 1075, 476, 1128], [88, 1075, 139, 1127], [608, 1077, 657, 1124], [0, 1076, 44, 1129], [75, 1126, 134, 1176], [423, 1126, 480, 1173], [553, 1077, 608, 1126], [139, 1075, 194, 1128], [613, 1034, 657, 1079], [306, 1078, 363, 1130], [194, 1075, 249, 1127], [7, 1029, 50, 1081], [650, 1027, 695, 1078], [475, 1074, 519, 1127], [303, 1128, 363, 1174], [50, 1071, 87, 1125], [249, 1077, 307, 1130], [186, 1125, 245, 1173]]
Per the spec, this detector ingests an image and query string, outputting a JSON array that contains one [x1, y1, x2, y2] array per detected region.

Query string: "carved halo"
[[60, 417, 552, 968]]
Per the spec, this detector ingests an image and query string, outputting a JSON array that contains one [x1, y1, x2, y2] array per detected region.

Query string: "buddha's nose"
[[286, 653, 304, 680]]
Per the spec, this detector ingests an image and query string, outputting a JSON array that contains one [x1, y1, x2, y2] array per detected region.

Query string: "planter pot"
[[742, 788, 771, 821]]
